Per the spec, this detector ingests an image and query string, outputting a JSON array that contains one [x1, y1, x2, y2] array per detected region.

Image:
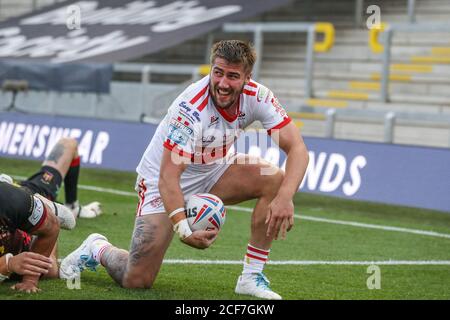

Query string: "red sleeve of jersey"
[[163, 139, 194, 161], [267, 117, 292, 136]]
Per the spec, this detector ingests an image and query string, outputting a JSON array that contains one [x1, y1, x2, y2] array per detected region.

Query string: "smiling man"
[[61, 40, 309, 300]]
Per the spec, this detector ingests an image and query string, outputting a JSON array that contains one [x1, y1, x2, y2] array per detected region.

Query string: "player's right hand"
[[181, 229, 218, 249], [8, 252, 53, 277]]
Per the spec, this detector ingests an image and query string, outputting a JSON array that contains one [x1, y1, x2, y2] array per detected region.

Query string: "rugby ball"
[[185, 193, 226, 231]]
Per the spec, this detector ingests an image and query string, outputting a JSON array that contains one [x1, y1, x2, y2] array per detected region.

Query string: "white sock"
[[65, 200, 80, 218], [91, 239, 111, 264], [242, 244, 270, 275]]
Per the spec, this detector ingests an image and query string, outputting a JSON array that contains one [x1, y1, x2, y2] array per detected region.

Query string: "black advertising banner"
[[0, 60, 112, 92], [0, 0, 292, 63]]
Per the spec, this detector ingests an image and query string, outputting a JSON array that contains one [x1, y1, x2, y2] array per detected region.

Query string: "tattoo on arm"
[[46, 143, 65, 163]]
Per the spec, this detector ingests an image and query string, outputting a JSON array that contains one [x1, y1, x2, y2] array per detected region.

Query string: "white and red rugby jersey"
[[136, 75, 291, 178]]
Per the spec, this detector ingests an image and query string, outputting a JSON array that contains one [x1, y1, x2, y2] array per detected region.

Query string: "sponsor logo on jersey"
[[179, 101, 200, 123], [29, 197, 44, 226], [168, 126, 189, 146], [179, 101, 191, 112], [179, 110, 196, 124], [168, 117, 193, 146], [202, 135, 216, 144], [170, 118, 193, 135], [192, 111, 201, 122], [271, 96, 287, 117]]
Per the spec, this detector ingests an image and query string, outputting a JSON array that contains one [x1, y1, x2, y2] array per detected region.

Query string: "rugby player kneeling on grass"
[[60, 40, 309, 300]]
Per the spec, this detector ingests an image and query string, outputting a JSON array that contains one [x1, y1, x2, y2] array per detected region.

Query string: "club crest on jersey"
[[149, 196, 163, 208], [209, 115, 219, 127]]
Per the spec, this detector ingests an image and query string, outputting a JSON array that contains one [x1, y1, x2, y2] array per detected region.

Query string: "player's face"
[[210, 58, 251, 109]]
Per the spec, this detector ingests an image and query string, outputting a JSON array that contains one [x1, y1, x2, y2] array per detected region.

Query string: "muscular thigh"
[[209, 154, 280, 205], [125, 213, 174, 280]]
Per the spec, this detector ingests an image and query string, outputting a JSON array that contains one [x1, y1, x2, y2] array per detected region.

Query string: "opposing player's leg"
[[209, 154, 284, 300], [60, 213, 174, 288], [22, 137, 102, 218], [41, 137, 78, 178]]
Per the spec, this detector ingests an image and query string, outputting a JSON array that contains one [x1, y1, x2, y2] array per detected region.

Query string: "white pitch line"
[[163, 259, 450, 266], [226, 206, 450, 239], [79, 185, 137, 197], [10, 175, 450, 240]]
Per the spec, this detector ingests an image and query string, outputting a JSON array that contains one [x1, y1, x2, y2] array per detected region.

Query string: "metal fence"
[[369, 22, 450, 102]]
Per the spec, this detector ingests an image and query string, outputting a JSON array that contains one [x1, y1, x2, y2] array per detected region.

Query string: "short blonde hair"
[[210, 40, 256, 74]]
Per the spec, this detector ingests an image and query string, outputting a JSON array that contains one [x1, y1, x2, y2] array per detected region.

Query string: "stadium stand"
[[1, 0, 449, 147], [0, 0, 65, 21]]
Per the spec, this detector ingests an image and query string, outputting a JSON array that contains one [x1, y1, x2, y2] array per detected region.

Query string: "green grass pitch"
[[1, 157, 449, 300]]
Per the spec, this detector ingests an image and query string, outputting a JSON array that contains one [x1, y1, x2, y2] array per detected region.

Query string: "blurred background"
[[0, 0, 449, 211], [1, 0, 450, 147]]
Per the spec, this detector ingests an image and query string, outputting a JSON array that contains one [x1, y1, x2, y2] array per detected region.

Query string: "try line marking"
[[10, 175, 450, 240], [163, 259, 450, 266]]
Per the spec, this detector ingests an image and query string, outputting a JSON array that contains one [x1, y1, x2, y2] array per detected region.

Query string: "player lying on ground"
[[0, 137, 102, 219], [0, 181, 76, 293], [60, 40, 309, 300]]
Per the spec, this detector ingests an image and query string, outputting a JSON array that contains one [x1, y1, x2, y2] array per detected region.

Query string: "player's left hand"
[[11, 280, 41, 293], [266, 195, 294, 240]]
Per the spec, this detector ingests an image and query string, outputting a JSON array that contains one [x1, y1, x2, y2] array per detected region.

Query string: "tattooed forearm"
[[129, 218, 156, 266], [46, 143, 65, 163]]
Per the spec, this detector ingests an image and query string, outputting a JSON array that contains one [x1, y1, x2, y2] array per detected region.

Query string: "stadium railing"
[[221, 22, 335, 99], [113, 63, 205, 122], [290, 107, 450, 147], [369, 22, 450, 102], [1, 63, 204, 122]]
